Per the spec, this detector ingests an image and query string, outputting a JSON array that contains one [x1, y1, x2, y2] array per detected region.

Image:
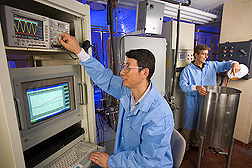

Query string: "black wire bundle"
[[59, 45, 79, 60]]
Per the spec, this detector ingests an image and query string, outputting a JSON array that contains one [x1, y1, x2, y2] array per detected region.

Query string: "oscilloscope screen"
[[13, 14, 43, 40], [26, 83, 71, 124]]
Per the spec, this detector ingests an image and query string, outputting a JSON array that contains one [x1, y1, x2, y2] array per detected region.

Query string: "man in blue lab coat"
[[59, 33, 174, 168], [179, 44, 240, 151]]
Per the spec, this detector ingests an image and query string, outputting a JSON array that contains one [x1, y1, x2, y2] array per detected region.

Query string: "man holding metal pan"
[[179, 44, 240, 153]]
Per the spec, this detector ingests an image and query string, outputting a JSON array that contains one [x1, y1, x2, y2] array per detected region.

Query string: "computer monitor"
[[26, 82, 71, 125], [9, 65, 82, 151], [22, 76, 76, 129], [26, 83, 71, 125]]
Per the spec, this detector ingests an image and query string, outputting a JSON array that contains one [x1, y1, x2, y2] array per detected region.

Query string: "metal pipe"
[[91, 27, 109, 31], [196, 29, 219, 35], [160, 0, 191, 6], [218, 148, 228, 155], [197, 135, 204, 168], [170, 3, 180, 100], [107, 0, 116, 74], [101, 31, 105, 67], [226, 138, 235, 168]]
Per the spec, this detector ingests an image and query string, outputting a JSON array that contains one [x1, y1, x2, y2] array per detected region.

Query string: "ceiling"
[[185, 0, 232, 15], [80, 0, 232, 15], [79, 0, 233, 34]]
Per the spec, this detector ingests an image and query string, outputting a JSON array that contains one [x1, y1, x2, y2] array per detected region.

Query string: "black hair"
[[125, 49, 155, 82]]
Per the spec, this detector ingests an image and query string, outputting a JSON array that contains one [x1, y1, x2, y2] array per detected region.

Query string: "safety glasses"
[[120, 63, 143, 73]]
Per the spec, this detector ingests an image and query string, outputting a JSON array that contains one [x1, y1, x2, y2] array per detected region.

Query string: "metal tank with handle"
[[196, 86, 242, 168]]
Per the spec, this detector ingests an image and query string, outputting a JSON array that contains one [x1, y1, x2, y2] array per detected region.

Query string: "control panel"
[[1, 5, 69, 49], [218, 40, 252, 79], [171, 49, 194, 73], [49, 18, 70, 48], [176, 50, 194, 68]]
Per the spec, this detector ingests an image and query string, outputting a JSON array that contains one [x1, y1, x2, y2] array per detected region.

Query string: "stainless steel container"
[[197, 86, 241, 148]]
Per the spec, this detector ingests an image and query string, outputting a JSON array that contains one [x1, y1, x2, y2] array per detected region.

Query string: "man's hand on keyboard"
[[89, 151, 110, 168]]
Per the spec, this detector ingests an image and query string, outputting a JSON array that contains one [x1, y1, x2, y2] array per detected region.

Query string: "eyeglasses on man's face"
[[120, 63, 143, 73]]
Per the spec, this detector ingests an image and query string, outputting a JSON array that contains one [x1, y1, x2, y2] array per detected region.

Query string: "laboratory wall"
[[220, 0, 252, 144]]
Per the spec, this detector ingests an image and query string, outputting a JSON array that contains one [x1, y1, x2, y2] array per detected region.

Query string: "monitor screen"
[[26, 83, 71, 125], [13, 14, 44, 40], [21, 75, 76, 129], [9, 65, 82, 151]]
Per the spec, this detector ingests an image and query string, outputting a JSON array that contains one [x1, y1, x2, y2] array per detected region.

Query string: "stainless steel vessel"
[[197, 86, 241, 148]]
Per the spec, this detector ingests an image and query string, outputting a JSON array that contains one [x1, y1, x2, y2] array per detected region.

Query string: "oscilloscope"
[[0, 5, 70, 49]]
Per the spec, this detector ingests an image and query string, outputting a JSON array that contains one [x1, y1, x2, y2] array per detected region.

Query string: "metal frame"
[[0, 0, 94, 167]]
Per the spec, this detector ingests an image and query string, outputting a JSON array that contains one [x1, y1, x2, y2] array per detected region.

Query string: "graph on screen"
[[26, 83, 71, 124], [13, 14, 43, 40]]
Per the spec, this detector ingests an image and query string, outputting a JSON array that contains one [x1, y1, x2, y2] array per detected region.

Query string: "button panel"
[[218, 40, 252, 79], [49, 19, 70, 48], [176, 50, 194, 68]]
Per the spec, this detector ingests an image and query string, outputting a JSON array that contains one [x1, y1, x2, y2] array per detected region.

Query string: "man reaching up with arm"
[[59, 33, 175, 168]]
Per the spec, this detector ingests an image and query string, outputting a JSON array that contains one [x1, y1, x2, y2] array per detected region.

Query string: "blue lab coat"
[[179, 61, 232, 130], [81, 57, 174, 168]]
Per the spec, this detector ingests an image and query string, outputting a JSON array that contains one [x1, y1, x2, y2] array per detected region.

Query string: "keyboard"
[[45, 141, 98, 168]]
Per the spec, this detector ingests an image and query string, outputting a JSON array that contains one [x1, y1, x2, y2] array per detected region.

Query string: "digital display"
[[179, 52, 186, 60], [13, 14, 43, 40], [26, 83, 71, 124]]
